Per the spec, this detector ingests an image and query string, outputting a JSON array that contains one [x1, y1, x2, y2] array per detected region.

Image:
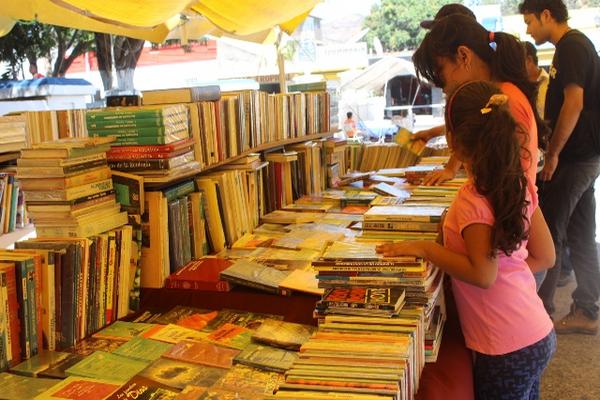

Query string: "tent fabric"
[[340, 57, 417, 92], [0, 0, 318, 42]]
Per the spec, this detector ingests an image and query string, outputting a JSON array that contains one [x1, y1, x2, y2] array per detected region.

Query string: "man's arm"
[[540, 84, 584, 181]]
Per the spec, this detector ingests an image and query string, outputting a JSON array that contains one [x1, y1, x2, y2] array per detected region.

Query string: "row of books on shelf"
[[0, 171, 27, 235], [0, 227, 139, 370]]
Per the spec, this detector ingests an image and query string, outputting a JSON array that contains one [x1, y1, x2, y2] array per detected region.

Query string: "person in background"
[[377, 81, 556, 400], [520, 0, 600, 334], [411, 14, 548, 186], [412, 3, 478, 144], [523, 41, 550, 119], [342, 111, 357, 138], [29, 63, 44, 79]]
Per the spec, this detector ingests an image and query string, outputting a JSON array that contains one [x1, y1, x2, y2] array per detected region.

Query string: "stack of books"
[[17, 137, 128, 238], [360, 205, 445, 241], [0, 114, 27, 154], [86, 105, 199, 178]]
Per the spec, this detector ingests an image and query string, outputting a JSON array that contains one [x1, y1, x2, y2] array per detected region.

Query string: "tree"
[[94, 33, 145, 91], [0, 22, 94, 78], [364, 0, 454, 52]]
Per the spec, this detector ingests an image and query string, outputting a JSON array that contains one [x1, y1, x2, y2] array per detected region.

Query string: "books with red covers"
[[165, 258, 232, 291]]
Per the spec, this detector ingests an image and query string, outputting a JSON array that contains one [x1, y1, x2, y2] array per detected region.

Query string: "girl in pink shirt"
[[377, 81, 555, 400]]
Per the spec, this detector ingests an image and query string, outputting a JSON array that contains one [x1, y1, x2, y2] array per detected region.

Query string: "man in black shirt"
[[520, 0, 600, 334]]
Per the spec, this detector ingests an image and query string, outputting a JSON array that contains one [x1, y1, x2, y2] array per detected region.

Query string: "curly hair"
[[445, 81, 530, 256]]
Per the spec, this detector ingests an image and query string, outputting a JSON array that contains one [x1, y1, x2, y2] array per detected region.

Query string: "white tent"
[[340, 57, 416, 92]]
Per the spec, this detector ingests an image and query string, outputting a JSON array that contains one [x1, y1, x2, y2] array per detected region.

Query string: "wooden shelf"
[[143, 131, 335, 189], [0, 224, 36, 249]]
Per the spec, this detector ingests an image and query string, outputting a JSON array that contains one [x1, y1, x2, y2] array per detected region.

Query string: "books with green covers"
[[92, 321, 156, 342], [108, 151, 195, 173], [138, 358, 226, 390], [10, 350, 71, 377], [0, 372, 62, 399], [105, 375, 180, 400], [90, 130, 190, 146], [86, 105, 188, 122], [205, 323, 252, 350], [152, 305, 215, 325], [219, 259, 290, 294], [112, 337, 173, 363], [141, 324, 208, 344], [33, 376, 121, 400], [251, 319, 316, 351], [66, 351, 149, 383], [202, 309, 283, 333], [88, 124, 189, 138], [234, 343, 298, 372], [162, 340, 240, 369]]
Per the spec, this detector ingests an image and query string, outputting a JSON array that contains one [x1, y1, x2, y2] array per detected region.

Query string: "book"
[[162, 340, 240, 369], [66, 351, 149, 383], [113, 336, 173, 363], [142, 324, 208, 344], [17, 159, 108, 178], [364, 206, 445, 223], [20, 137, 114, 159], [67, 337, 124, 356], [219, 259, 290, 294], [93, 321, 156, 342], [234, 342, 298, 372], [138, 358, 226, 390], [23, 179, 113, 202], [202, 310, 284, 333], [205, 323, 252, 350], [278, 269, 323, 296], [33, 376, 121, 400], [0, 372, 61, 399], [165, 258, 232, 291], [210, 364, 283, 395], [86, 105, 187, 122], [252, 319, 315, 351], [38, 354, 86, 379], [142, 85, 221, 105], [105, 375, 180, 400], [19, 167, 112, 191], [318, 288, 406, 311]]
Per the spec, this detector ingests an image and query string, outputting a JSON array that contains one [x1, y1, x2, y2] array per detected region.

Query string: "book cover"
[[318, 288, 406, 311], [142, 324, 208, 344], [104, 375, 180, 400], [152, 305, 214, 325], [210, 365, 283, 395], [34, 376, 121, 400], [219, 259, 289, 294], [162, 340, 240, 369], [165, 258, 232, 291], [205, 323, 252, 350], [93, 321, 156, 342], [0, 372, 61, 399], [251, 319, 316, 351], [66, 351, 149, 383], [233, 342, 298, 373], [278, 269, 323, 296], [202, 310, 283, 333], [138, 358, 226, 390], [113, 336, 173, 363]]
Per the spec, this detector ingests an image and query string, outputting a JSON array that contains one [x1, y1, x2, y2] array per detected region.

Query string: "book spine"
[[25, 261, 38, 356], [109, 159, 170, 170], [363, 214, 441, 223], [46, 253, 56, 351], [60, 247, 76, 349], [86, 110, 171, 121], [15, 262, 30, 359], [219, 274, 279, 294], [32, 258, 43, 354], [106, 139, 194, 154], [95, 134, 190, 146], [105, 232, 116, 324], [106, 149, 190, 160], [362, 221, 439, 232], [88, 125, 187, 137], [87, 118, 168, 129], [0, 270, 8, 370], [3, 266, 20, 366], [62, 159, 108, 175]]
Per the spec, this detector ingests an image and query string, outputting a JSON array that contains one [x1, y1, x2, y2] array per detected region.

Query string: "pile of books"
[[0, 171, 27, 234], [1, 306, 317, 399], [86, 105, 199, 178], [359, 205, 445, 242], [0, 114, 27, 154], [17, 137, 128, 238]]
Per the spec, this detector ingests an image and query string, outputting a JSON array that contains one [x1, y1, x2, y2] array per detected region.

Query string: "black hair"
[[518, 0, 568, 23], [346, 111, 353, 118], [523, 41, 538, 65], [412, 14, 550, 149], [445, 81, 530, 256]]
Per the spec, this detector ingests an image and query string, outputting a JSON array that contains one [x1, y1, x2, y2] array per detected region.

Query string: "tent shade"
[[341, 58, 417, 93]]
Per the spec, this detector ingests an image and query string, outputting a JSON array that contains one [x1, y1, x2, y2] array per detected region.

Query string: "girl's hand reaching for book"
[[422, 167, 455, 186], [375, 241, 428, 258]]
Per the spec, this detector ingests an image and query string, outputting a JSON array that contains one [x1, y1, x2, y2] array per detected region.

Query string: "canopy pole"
[[276, 29, 287, 94]]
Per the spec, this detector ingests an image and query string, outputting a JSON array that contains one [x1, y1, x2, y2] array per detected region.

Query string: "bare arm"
[[422, 154, 463, 186], [376, 223, 497, 288], [412, 124, 445, 141], [540, 84, 584, 181], [525, 206, 556, 272]]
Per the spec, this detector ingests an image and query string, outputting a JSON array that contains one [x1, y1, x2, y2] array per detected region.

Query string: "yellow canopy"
[[0, 0, 319, 42]]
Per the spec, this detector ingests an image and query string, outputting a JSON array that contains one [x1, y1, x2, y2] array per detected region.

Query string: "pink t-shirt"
[[443, 180, 553, 355], [499, 82, 538, 185]]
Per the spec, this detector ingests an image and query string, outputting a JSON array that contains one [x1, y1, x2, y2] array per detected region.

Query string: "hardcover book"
[[165, 258, 232, 291]]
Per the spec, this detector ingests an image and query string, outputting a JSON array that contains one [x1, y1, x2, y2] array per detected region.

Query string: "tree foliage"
[[0, 22, 94, 78], [363, 0, 455, 52]]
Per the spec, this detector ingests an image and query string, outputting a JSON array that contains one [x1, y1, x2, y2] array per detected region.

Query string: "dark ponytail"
[[413, 14, 550, 148], [445, 81, 529, 256]]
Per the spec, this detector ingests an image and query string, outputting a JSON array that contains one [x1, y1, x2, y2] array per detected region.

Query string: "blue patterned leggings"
[[474, 331, 556, 400]]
